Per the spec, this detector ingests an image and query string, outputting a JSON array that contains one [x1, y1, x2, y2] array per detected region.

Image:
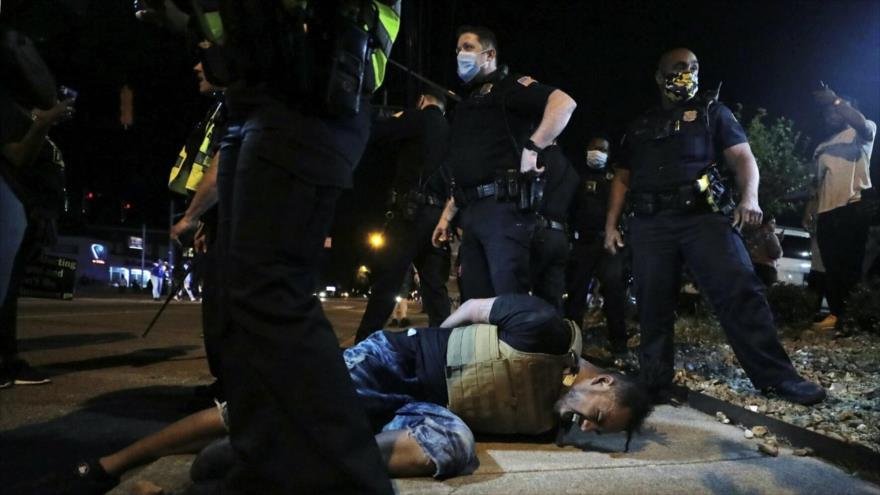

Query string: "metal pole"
[[168, 199, 174, 268], [386, 58, 461, 103], [141, 223, 146, 288]]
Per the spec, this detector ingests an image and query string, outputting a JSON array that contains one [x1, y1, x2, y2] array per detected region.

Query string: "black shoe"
[[764, 379, 826, 405], [59, 459, 120, 495], [399, 317, 412, 328], [389, 318, 399, 327], [10, 359, 51, 385]]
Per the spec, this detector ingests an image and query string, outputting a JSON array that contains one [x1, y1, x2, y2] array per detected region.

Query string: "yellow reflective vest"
[[168, 102, 223, 196]]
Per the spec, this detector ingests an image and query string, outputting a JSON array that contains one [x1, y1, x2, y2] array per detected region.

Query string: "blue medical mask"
[[586, 150, 608, 169], [457, 50, 487, 83]]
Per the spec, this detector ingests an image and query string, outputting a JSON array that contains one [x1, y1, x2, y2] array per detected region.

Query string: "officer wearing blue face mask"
[[564, 136, 629, 353], [604, 48, 825, 406], [432, 25, 577, 301]]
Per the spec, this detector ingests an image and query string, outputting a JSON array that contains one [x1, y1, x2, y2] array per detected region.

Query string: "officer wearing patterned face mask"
[[564, 136, 628, 353], [603, 48, 825, 406]]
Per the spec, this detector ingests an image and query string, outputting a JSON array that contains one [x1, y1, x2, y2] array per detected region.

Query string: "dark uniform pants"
[[629, 212, 800, 392], [459, 198, 534, 300], [355, 204, 451, 341], [563, 234, 627, 347], [215, 113, 392, 494], [529, 226, 568, 312], [817, 203, 869, 317]]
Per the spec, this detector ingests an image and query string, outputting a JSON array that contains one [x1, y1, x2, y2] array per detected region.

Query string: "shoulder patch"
[[517, 76, 537, 87]]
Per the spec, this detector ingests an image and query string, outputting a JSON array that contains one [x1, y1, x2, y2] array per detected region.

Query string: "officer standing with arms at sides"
[[168, 52, 226, 398], [529, 143, 580, 312], [564, 136, 628, 353], [604, 48, 825, 406], [432, 26, 577, 301], [136, 1, 400, 493], [354, 89, 451, 343]]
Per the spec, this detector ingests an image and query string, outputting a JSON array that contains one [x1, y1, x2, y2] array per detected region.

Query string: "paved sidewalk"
[[1, 297, 877, 495]]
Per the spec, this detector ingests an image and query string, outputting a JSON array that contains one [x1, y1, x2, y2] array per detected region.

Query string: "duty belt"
[[457, 182, 499, 206], [630, 187, 708, 216], [535, 214, 566, 232]]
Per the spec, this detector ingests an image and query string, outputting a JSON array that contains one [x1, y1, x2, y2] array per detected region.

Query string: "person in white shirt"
[[811, 85, 876, 330]]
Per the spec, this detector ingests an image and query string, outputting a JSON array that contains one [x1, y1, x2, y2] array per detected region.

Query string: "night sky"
[[3, 0, 879, 286]]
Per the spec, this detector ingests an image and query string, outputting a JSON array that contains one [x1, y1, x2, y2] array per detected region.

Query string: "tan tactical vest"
[[445, 321, 582, 435]]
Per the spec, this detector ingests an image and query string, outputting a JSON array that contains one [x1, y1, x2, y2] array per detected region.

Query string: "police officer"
[[529, 144, 579, 312], [354, 89, 451, 342], [604, 48, 825, 406], [564, 136, 628, 353], [432, 25, 577, 301], [137, 1, 399, 493], [168, 53, 226, 397]]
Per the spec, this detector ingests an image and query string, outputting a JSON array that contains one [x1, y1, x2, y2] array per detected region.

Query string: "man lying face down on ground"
[[66, 295, 653, 492], [341, 293, 654, 478]]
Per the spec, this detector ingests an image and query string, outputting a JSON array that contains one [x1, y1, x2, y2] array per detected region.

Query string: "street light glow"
[[368, 232, 385, 249]]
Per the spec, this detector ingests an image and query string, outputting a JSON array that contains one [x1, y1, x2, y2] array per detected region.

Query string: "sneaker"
[[812, 314, 838, 330], [11, 359, 51, 385], [399, 317, 412, 328]]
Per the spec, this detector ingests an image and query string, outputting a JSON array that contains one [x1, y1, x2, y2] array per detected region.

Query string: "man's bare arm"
[[723, 142, 763, 229], [440, 298, 496, 328], [170, 154, 219, 243], [431, 198, 458, 247], [2, 99, 74, 169], [529, 90, 577, 149], [603, 168, 630, 254]]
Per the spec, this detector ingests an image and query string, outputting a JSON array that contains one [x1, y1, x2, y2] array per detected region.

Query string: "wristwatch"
[[524, 139, 544, 153]]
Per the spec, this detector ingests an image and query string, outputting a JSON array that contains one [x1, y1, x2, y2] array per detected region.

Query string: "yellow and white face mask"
[[663, 71, 699, 102]]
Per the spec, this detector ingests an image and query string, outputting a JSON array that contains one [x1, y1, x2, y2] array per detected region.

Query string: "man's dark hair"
[[456, 25, 498, 51], [610, 371, 654, 452]]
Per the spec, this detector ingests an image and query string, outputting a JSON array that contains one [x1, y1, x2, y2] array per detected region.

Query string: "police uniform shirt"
[[382, 294, 571, 406], [370, 105, 449, 198], [446, 66, 556, 189], [618, 98, 747, 193], [570, 165, 615, 236]]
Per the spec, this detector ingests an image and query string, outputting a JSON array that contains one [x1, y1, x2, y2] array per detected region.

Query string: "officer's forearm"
[[724, 143, 759, 201], [441, 198, 458, 222], [183, 155, 219, 223], [530, 90, 576, 149], [605, 170, 630, 230]]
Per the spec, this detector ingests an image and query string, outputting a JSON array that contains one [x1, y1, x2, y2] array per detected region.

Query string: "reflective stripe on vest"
[[445, 320, 583, 435], [168, 103, 223, 195], [364, 0, 400, 93]]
